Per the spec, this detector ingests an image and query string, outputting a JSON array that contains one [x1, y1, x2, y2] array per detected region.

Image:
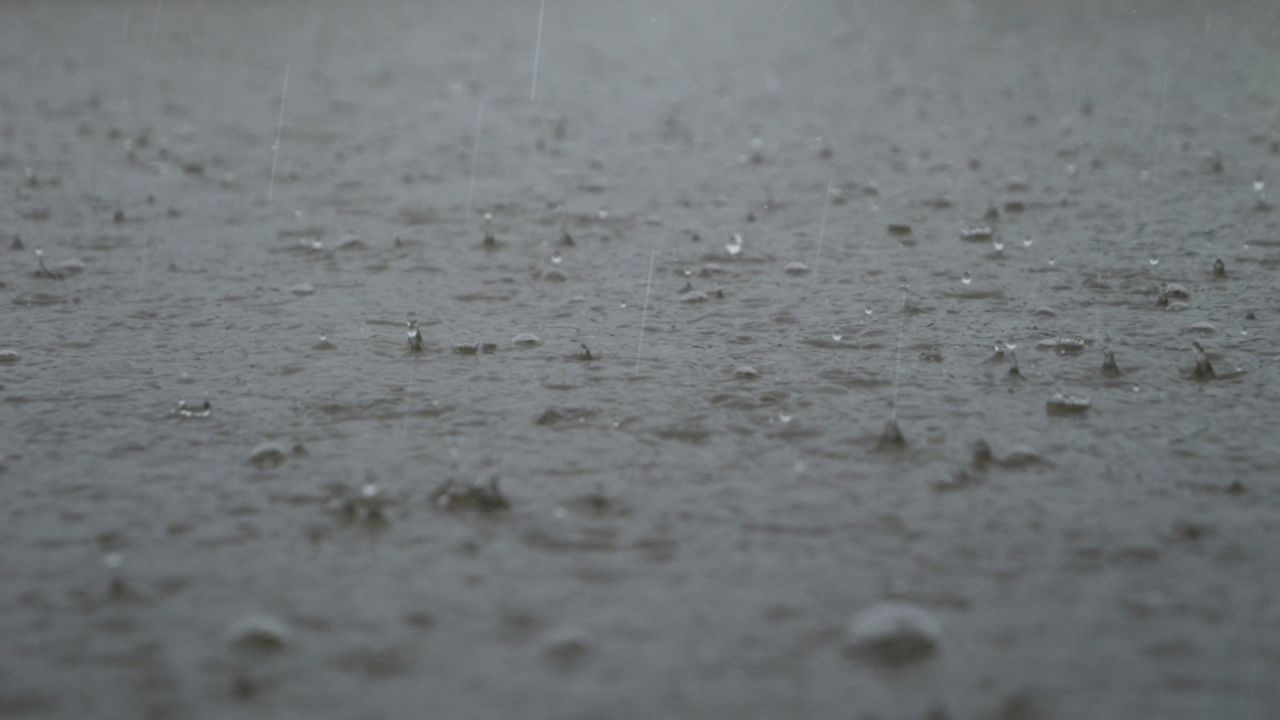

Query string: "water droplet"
[[1022, 238, 1033, 247], [832, 333, 843, 342], [1148, 257, 1160, 266], [961, 270, 973, 285], [778, 414, 792, 424], [551, 252, 562, 265], [992, 237, 1004, 252], [1241, 329, 1249, 336], [864, 308, 873, 316], [725, 233, 743, 257], [1048, 257, 1056, 266]]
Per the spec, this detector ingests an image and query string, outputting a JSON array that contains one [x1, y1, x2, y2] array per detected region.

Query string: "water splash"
[[725, 233, 743, 258]]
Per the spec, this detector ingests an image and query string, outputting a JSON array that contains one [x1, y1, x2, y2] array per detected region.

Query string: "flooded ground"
[[2, 0, 1279, 717]]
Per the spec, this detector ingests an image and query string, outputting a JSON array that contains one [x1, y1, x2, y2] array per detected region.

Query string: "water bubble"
[[512, 332, 542, 347], [992, 237, 1004, 252], [725, 233, 743, 257], [961, 270, 973, 285]]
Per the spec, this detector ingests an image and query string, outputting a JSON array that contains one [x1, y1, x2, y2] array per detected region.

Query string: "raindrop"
[[1148, 257, 1160, 266], [961, 270, 973, 285], [1021, 237, 1033, 248], [831, 333, 843, 343], [992, 237, 1004, 252], [551, 251, 563, 265]]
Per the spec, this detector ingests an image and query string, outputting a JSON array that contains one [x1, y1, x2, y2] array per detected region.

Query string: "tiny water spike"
[[876, 419, 906, 451], [1191, 341, 1215, 380], [104, 552, 128, 599], [1101, 349, 1121, 378], [971, 440, 994, 470], [32, 249, 63, 280], [1007, 347, 1022, 378], [482, 212, 498, 250], [406, 312, 424, 353], [1213, 258, 1226, 278]]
